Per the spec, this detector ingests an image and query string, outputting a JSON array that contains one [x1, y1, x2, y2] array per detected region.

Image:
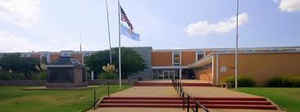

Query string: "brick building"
[[3, 46, 300, 85]]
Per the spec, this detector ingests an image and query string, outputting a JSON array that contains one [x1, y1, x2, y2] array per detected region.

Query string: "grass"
[[235, 87, 300, 112], [0, 85, 130, 112]]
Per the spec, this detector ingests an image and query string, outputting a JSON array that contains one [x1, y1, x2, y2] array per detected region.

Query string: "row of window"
[[172, 51, 205, 66]]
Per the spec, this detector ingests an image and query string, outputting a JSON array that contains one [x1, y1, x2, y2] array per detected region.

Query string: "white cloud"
[[0, 31, 39, 52], [184, 13, 248, 37], [279, 0, 300, 12], [0, 0, 40, 28], [273, 0, 279, 4]]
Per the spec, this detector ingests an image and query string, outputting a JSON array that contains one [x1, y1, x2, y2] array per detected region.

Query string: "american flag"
[[120, 6, 133, 31]]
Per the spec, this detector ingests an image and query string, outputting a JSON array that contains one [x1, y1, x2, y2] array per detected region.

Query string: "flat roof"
[[152, 46, 300, 54]]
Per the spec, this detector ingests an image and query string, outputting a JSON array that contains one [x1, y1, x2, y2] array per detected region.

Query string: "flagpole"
[[105, 0, 113, 64], [235, 0, 239, 89], [118, 0, 122, 88]]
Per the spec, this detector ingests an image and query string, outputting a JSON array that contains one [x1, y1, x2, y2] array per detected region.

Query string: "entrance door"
[[162, 71, 175, 80]]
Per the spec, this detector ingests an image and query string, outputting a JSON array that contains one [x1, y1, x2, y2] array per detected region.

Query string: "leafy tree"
[[85, 48, 146, 78], [85, 51, 110, 74], [0, 53, 40, 80]]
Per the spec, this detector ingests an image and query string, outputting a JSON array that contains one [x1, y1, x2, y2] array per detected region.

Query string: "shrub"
[[265, 76, 292, 87], [225, 75, 255, 88], [11, 72, 26, 80], [98, 72, 117, 80], [40, 71, 48, 80], [0, 71, 12, 80], [287, 75, 300, 87]]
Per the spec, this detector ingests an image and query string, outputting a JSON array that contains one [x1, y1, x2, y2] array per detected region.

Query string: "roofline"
[[152, 46, 300, 52]]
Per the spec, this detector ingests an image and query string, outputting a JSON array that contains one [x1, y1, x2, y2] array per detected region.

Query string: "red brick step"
[[99, 96, 278, 110], [98, 103, 277, 110], [101, 100, 272, 105], [104, 96, 267, 101]]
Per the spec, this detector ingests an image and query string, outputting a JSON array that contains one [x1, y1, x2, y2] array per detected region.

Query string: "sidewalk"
[[111, 86, 178, 97]]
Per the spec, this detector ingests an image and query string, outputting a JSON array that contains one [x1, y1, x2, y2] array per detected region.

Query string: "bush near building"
[[265, 75, 300, 87], [224, 75, 256, 87], [98, 72, 118, 80], [223, 74, 300, 87], [0, 53, 46, 80]]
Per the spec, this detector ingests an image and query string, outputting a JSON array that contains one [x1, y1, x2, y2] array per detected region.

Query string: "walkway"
[[111, 86, 178, 97], [93, 86, 183, 112]]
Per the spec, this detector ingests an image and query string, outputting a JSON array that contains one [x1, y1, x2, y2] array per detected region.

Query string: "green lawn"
[[236, 88, 300, 112], [0, 85, 130, 112]]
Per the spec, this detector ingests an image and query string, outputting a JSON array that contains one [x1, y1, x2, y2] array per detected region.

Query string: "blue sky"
[[0, 0, 300, 52]]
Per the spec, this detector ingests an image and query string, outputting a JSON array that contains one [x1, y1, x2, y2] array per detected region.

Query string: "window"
[[173, 51, 180, 66], [196, 51, 204, 61]]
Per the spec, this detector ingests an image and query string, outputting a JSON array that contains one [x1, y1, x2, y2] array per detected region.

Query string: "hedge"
[[224, 75, 255, 88], [265, 75, 300, 87], [98, 72, 117, 80], [0, 71, 47, 80]]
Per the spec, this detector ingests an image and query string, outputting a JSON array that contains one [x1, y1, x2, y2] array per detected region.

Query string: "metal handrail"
[[171, 78, 209, 112], [194, 101, 209, 112]]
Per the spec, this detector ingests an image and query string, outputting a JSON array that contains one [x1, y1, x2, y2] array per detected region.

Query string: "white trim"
[[212, 55, 214, 83], [195, 52, 198, 62], [179, 68, 182, 80], [216, 54, 219, 85], [152, 46, 300, 52], [172, 52, 174, 65], [172, 51, 181, 66], [152, 66, 188, 69], [179, 51, 182, 65]]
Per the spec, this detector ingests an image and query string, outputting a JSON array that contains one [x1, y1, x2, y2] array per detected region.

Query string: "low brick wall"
[[0, 79, 137, 86], [88, 79, 136, 85], [0, 80, 46, 86]]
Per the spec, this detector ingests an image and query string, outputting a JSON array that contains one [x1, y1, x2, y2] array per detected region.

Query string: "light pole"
[[235, 0, 239, 89]]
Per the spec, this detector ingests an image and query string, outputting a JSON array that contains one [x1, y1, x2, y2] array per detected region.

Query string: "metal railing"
[[90, 81, 111, 111], [171, 77, 209, 112]]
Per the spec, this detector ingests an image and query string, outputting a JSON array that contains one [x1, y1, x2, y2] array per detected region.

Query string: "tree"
[[85, 51, 110, 74], [85, 48, 146, 78], [0, 53, 40, 79]]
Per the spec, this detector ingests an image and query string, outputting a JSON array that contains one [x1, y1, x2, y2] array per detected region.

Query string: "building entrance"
[[153, 70, 176, 80]]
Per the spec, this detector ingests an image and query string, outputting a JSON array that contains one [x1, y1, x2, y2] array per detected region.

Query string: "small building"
[[46, 55, 87, 89]]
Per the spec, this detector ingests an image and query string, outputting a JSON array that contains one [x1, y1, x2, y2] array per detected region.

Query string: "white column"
[[91, 71, 94, 80], [216, 54, 219, 85], [212, 56, 215, 83], [179, 68, 182, 80]]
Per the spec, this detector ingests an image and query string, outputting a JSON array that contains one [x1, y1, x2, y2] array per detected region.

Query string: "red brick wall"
[[152, 51, 172, 66]]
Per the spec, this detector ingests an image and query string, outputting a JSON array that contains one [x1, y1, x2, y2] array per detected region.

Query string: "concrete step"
[[103, 96, 267, 101], [99, 96, 277, 110], [98, 103, 278, 110], [101, 100, 272, 105], [134, 82, 213, 86]]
